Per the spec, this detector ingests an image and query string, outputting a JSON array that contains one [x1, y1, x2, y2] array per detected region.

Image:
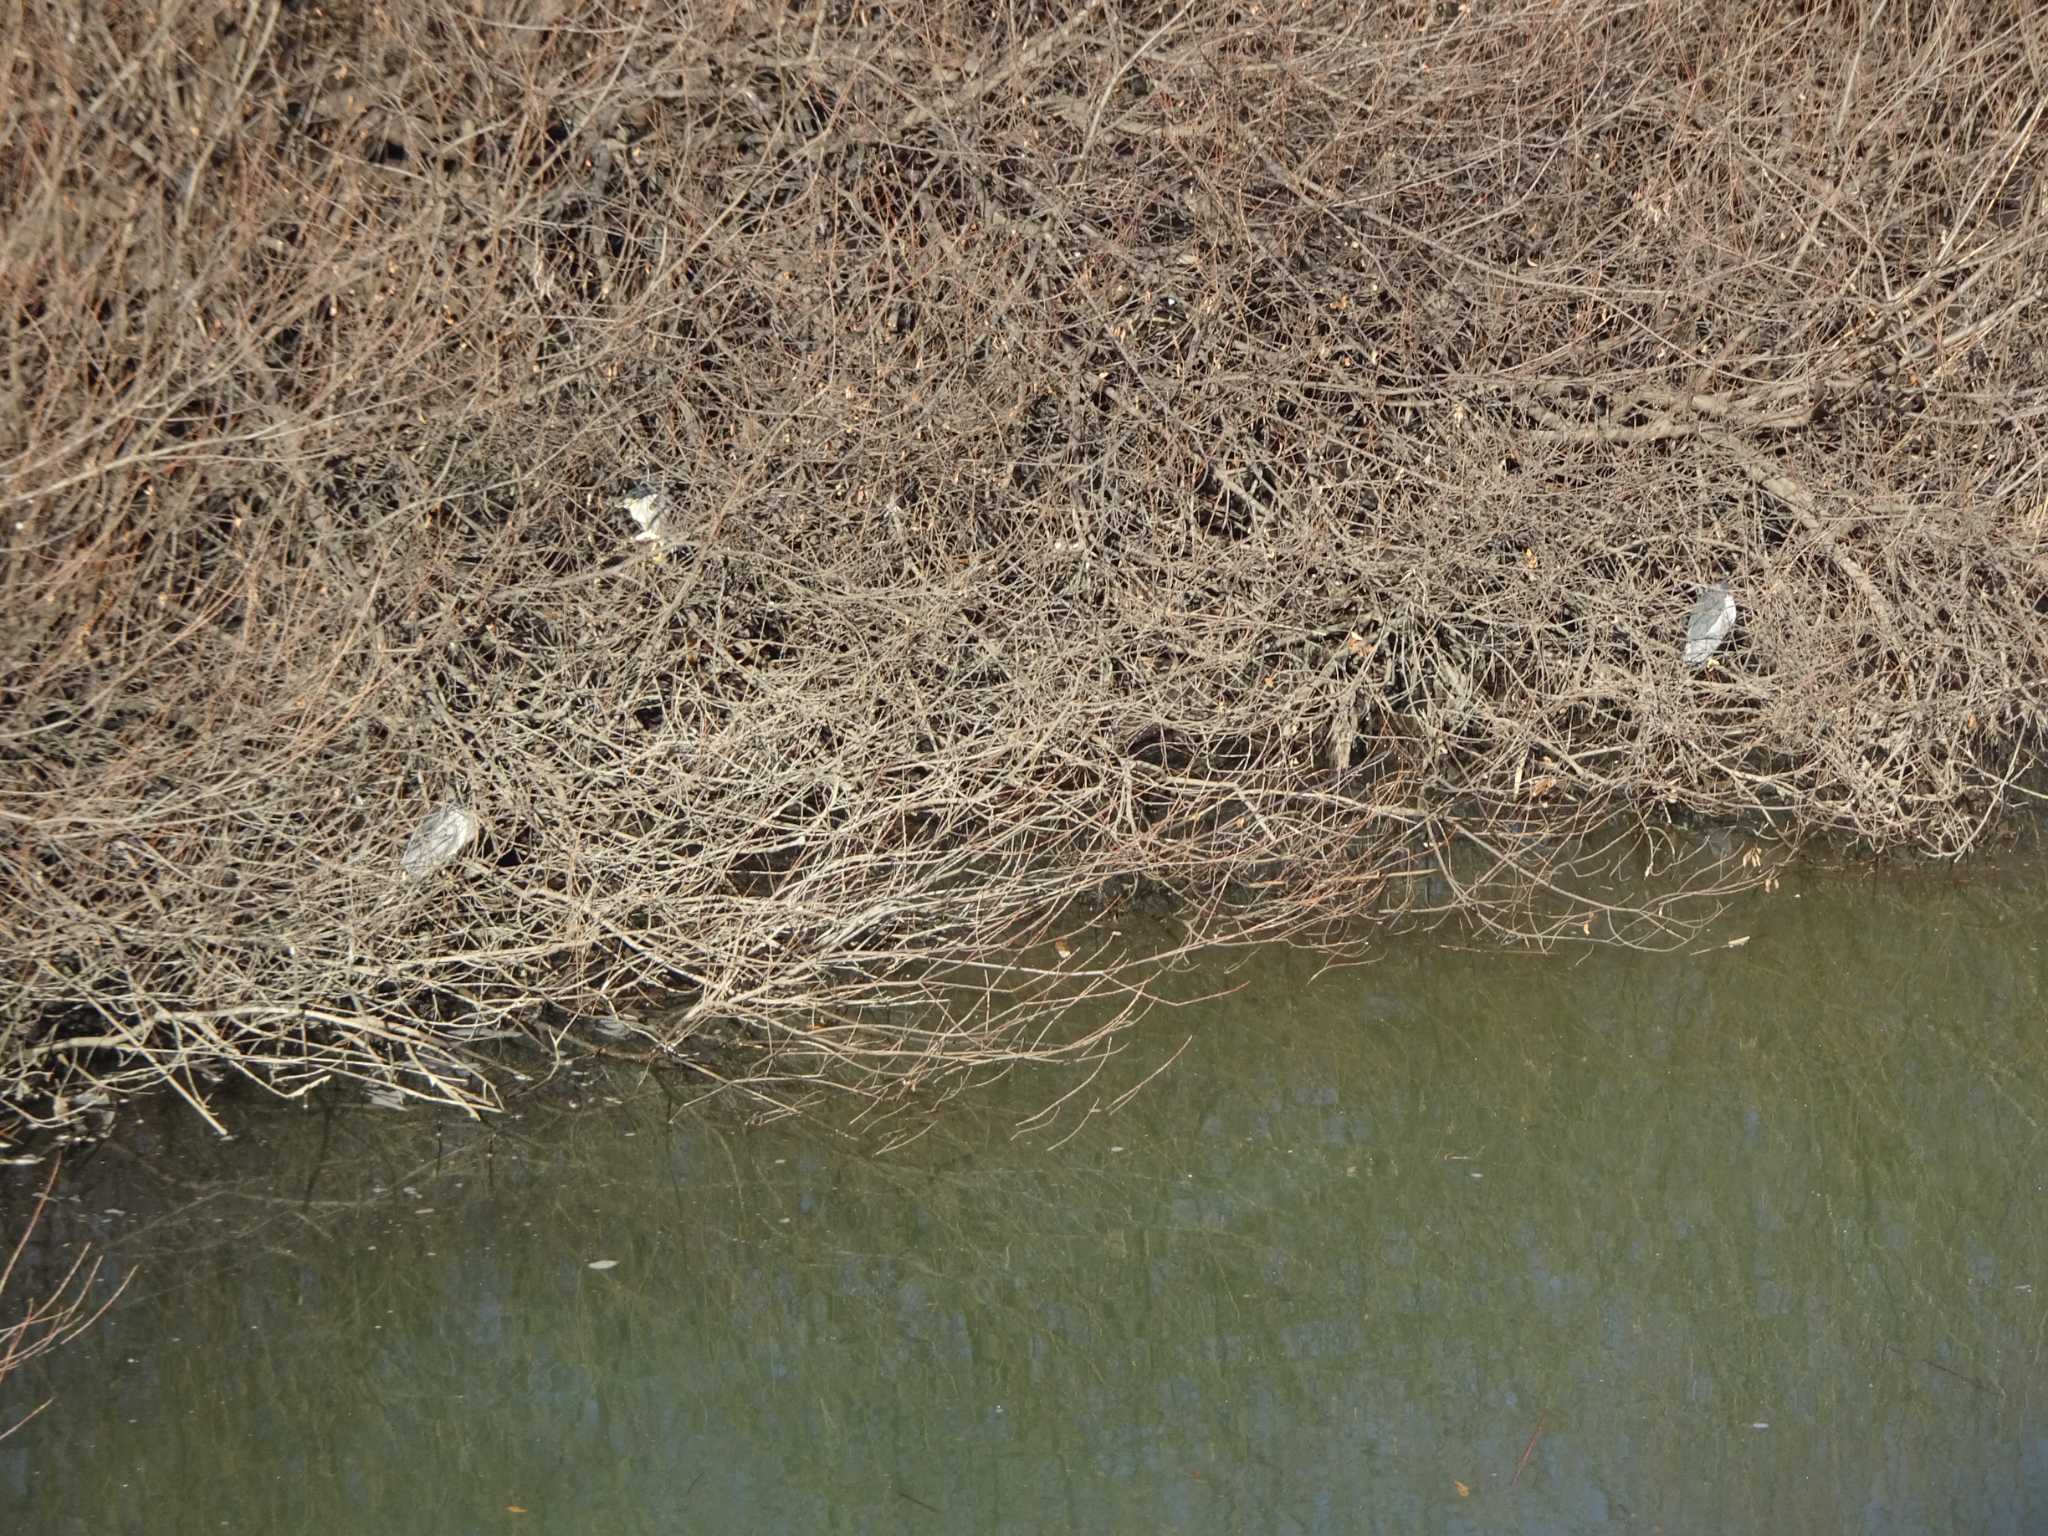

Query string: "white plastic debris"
[[401, 804, 479, 882], [621, 482, 671, 546], [1685, 583, 1737, 667]]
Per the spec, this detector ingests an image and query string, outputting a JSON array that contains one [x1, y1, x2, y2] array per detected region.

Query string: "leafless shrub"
[[2, 1, 2043, 1133]]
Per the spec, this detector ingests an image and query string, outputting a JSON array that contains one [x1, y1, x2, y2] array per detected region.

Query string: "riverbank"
[[4, 2, 2044, 1141]]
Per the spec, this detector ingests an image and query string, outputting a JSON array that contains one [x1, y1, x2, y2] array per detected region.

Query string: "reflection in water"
[[3, 868, 2046, 1533]]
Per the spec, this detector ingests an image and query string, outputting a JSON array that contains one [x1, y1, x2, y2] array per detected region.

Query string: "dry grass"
[[3, 0, 2044, 1136]]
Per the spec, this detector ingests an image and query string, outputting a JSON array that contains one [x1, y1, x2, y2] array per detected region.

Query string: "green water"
[[4, 867, 2046, 1533]]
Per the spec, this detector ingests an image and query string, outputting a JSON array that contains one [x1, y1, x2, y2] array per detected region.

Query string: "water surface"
[[4, 865, 2045, 1532]]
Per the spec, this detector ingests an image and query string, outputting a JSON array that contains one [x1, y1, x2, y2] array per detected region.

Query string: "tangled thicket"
[[3, 1, 2045, 1136]]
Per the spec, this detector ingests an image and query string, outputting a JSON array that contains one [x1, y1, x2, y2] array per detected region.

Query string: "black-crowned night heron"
[[1685, 583, 1737, 667]]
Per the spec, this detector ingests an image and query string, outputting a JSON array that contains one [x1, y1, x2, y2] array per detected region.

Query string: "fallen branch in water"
[[1510, 1407, 1549, 1489]]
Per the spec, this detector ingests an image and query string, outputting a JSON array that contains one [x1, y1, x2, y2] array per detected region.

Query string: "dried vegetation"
[[3, 1, 2045, 1136]]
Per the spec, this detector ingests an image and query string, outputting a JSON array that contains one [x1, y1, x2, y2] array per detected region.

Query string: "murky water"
[[5, 864, 2046, 1533]]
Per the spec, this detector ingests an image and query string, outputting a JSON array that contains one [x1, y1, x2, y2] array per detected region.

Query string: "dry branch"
[[1, 1162, 129, 1438]]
